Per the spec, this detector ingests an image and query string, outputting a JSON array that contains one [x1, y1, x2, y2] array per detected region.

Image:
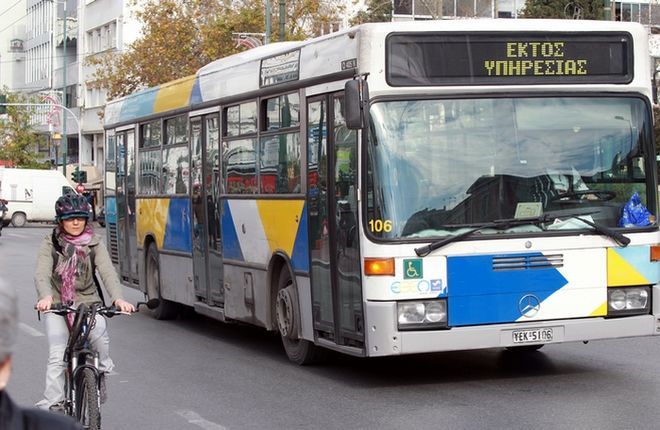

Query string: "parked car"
[[0, 198, 7, 236]]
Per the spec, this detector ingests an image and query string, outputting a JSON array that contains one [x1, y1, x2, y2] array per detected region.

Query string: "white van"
[[0, 168, 76, 227]]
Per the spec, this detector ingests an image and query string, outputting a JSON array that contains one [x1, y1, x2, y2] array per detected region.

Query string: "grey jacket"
[[34, 231, 125, 305]]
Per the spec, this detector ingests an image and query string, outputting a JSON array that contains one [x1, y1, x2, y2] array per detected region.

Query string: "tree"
[[350, 0, 392, 25], [88, 0, 345, 100], [521, 0, 604, 20], [0, 90, 49, 168]]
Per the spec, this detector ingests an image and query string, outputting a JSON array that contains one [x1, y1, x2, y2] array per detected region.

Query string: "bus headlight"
[[607, 287, 650, 316], [397, 300, 448, 330]]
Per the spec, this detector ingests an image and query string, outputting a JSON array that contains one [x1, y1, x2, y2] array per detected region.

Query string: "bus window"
[[224, 139, 257, 194]]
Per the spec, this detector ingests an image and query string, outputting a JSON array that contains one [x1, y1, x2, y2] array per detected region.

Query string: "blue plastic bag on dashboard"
[[618, 191, 653, 228]]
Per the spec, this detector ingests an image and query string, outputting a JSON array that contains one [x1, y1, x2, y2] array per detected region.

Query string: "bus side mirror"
[[654, 71, 660, 104], [345, 79, 369, 130]]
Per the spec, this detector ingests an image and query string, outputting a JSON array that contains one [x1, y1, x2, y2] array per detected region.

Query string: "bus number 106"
[[369, 219, 393, 233]]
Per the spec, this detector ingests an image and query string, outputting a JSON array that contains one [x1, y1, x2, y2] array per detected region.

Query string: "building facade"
[[80, 0, 141, 184], [0, 0, 27, 90], [2, 0, 141, 189]]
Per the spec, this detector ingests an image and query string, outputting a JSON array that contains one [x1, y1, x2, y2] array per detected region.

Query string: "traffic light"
[[71, 167, 86, 184]]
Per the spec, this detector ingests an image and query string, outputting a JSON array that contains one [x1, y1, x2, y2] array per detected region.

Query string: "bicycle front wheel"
[[75, 368, 101, 430]]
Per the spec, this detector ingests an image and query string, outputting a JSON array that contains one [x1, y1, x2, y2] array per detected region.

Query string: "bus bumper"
[[364, 301, 660, 357]]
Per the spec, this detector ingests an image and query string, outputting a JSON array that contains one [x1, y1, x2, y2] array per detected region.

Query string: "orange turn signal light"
[[364, 258, 395, 276], [651, 245, 660, 262]]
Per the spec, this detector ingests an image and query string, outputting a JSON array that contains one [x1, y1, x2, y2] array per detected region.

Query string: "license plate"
[[512, 328, 554, 344]]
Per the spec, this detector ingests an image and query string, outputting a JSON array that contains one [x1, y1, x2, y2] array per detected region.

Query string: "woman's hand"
[[113, 299, 135, 313], [36, 296, 53, 311]]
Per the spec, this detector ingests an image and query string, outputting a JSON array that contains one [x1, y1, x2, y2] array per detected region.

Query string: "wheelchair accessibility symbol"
[[403, 259, 423, 279]]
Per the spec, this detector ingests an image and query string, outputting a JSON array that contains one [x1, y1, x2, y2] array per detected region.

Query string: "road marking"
[[18, 322, 44, 337], [176, 410, 227, 430]]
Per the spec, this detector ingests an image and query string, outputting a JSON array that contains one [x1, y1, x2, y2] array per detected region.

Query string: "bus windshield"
[[367, 96, 653, 239]]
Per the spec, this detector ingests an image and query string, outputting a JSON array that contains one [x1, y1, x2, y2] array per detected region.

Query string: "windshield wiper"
[[414, 210, 629, 257], [414, 216, 548, 257], [573, 216, 630, 248]]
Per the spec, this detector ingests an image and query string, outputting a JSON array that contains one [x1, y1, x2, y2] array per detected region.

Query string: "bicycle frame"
[[41, 302, 114, 430], [63, 303, 101, 421]]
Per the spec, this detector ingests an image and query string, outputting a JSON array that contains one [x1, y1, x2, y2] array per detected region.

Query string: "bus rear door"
[[115, 129, 139, 285], [191, 115, 224, 305]]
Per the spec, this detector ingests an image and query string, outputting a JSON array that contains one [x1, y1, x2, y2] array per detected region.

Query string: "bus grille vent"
[[492, 254, 563, 271], [108, 223, 119, 265]]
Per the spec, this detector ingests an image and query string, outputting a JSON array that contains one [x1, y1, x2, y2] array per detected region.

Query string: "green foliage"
[[88, 0, 345, 100], [0, 89, 49, 169], [521, 0, 604, 19], [349, 0, 392, 25]]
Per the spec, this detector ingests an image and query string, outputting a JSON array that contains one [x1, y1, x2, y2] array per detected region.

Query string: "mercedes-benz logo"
[[518, 294, 541, 317]]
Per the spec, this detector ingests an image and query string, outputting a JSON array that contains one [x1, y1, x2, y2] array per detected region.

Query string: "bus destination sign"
[[387, 33, 633, 86]]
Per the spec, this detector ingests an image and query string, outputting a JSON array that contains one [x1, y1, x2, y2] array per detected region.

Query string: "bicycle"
[[38, 300, 158, 430]]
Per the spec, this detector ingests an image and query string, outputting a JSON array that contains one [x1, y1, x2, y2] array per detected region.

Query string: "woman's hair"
[[0, 281, 17, 363]]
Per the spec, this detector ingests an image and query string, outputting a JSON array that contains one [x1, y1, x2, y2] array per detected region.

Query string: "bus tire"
[[146, 244, 180, 320], [505, 344, 544, 353], [11, 212, 26, 227], [275, 266, 325, 365]]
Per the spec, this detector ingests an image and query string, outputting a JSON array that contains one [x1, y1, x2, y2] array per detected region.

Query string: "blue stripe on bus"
[[119, 87, 159, 123], [290, 204, 310, 273], [221, 200, 244, 261], [104, 197, 117, 224], [163, 197, 192, 253], [447, 253, 567, 326], [189, 77, 203, 105]]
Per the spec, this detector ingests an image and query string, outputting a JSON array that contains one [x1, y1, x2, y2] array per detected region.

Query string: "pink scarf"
[[55, 225, 94, 325]]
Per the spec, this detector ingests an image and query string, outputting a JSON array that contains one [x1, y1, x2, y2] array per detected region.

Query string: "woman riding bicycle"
[[33, 194, 134, 411]]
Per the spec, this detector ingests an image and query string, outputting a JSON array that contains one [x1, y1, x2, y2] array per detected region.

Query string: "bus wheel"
[[275, 266, 324, 365], [11, 212, 26, 227], [505, 344, 544, 353], [146, 244, 180, 320]]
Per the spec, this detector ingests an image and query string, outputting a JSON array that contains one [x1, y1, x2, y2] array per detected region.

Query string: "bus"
[[104, 19, 660, 364]]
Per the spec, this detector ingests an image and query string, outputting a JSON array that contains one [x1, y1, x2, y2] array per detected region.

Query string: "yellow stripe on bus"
[[153, 75, 196, 113], [256, 200, 305, 256], [607, 248, 650, 286], [136, 198, 169, 248], [589, 301, 607, 316]]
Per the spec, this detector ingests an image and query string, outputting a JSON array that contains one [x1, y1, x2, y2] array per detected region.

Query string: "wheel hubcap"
[[276, 286, 296, 339]]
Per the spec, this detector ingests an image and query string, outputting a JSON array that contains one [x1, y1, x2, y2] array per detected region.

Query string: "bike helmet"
[[55, 193, 91, 221]]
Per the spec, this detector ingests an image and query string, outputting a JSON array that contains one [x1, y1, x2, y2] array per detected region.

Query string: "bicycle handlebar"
[[35, 299, 158, 318], [36, 303, 136, 319]]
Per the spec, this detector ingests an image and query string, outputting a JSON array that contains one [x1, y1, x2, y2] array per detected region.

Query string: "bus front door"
[[307, 92, 364, 351]]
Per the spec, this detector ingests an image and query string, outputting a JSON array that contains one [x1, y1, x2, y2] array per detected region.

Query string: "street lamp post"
[[61, 0, 68, 178]]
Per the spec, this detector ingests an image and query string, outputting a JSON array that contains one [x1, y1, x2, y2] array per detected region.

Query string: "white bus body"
[[104, 19, 660, 363]]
